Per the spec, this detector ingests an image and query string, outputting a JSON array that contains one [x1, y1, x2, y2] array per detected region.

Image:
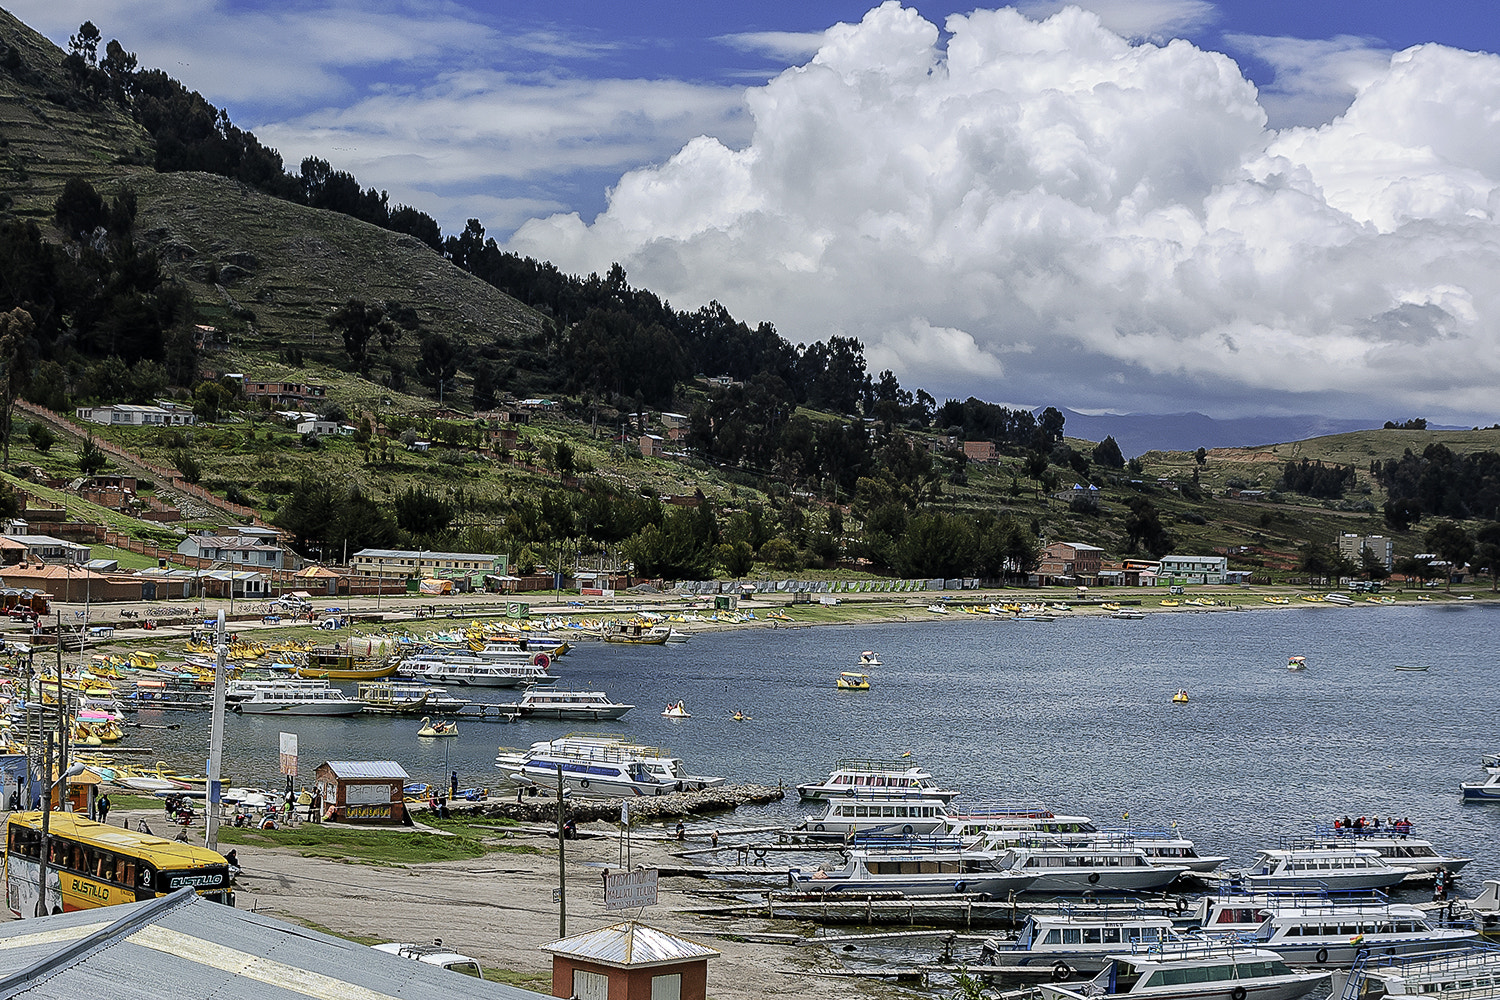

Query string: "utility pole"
[[556, 764, 566, 938], [206, 610, 227, 852], [35, 731, 52, 916]]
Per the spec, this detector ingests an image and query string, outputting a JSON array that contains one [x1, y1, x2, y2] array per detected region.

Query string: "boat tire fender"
[[654, 788, 663, 796], [1315, 949, 1328, 964], [955, 881, 967, 894], [1176, 895, 1187, 915], [1087, 872, 1101, 885], [579, 779, 589, 789], [845, 788, 857, 797], [696, 782, 705, 791], [675, 781, 683, 792], [902, 825, 914, 835], [1232, 987, 1247, 1000], [1052, 962, 1071, 982]]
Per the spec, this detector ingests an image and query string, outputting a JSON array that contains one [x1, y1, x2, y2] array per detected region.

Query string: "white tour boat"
[[1233, 847, 1415, 892], [499, 689, 633, 721], [1309, 824, 1472, 878], [988, 842, 1190, 894], [226, 679, 362, 716], [405, 658, 559, 688], [1225, 900, 1478, 966], [1039, 940, 1328, 1000], [787, 838, 1035, 898], [944, 803, 1101, 840], [495, 734, 724, 797], [797, 758, 960, 802], [1334, 944, 1500, 1000], [982, 911, 1182, 976], [798, 792, 951, 840]]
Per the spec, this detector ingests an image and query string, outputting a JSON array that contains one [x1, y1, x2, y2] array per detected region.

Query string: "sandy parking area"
[[109, 806, 889, 1000]]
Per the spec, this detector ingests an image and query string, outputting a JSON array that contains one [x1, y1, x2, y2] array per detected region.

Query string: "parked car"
[[371, 941, 484, 979]]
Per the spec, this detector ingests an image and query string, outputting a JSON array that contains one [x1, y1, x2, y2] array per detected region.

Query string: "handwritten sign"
[[604, 868, 658, 911]]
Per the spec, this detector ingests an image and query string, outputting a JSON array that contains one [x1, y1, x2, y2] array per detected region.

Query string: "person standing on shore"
[[96, 794, 110, 825]]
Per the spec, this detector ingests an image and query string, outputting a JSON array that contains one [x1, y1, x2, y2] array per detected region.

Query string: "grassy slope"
[[3, 8, 1495, 573]]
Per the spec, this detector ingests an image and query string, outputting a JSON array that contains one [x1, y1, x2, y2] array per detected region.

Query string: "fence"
[[14, 399, 269, 526]]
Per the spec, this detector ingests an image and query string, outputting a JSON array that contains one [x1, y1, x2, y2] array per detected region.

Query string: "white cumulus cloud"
[[510, 2, 1500, 422]]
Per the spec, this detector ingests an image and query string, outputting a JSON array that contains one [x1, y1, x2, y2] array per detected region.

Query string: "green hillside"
[[2, 7, 1497, 587]]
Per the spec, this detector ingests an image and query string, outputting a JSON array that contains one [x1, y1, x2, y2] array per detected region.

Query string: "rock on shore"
[[456, 783, 785, 824]]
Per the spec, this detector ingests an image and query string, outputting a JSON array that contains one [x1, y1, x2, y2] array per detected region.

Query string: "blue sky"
[[9, 1, 1500, 425]]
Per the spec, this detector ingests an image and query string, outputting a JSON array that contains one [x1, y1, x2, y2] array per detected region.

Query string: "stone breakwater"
[[454, 783, 786, 824]]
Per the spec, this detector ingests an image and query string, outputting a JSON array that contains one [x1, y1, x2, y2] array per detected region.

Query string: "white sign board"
[[345, 782, 391, 805], [279, 732, 298, 776], [604, 868, 658, 910]]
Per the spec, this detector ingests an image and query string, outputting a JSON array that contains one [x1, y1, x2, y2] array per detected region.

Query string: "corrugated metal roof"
[[541, 921, 718, 968], [319, 760, 410, 779], [0, 891, 542, 1000]]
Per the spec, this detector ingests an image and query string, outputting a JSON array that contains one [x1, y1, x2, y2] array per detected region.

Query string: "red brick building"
[[544, 921, 718, 1000]]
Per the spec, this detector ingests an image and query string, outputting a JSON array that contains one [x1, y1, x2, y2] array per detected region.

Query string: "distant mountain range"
[[1053, 409, 1461, 456]]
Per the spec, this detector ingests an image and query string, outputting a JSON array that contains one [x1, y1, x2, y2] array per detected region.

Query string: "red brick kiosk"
[[312, 760, 408, 824], [543, 921, 718, 1000]]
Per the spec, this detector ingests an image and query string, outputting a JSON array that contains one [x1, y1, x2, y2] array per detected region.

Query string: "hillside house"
[[74, 403, 196, 427], [963, 440, 998, 463]]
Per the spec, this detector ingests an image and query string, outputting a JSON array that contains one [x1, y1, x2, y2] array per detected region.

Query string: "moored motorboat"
[[1038, 940, 1328, 1000], [798, 758, 959, 802], [987, 841, 1190, 894], [799, 792, 951, 840], [1460, 755, 1500, 802], [227, 678, 363, 716], [498, 688, 633, 721], [1334, 941, 1500, 1000], [1213, 898, 1478, 966], [1310, 822, 1471, 878], [983, 911, 1182, 974], [787, 837, 1035, 898], [495, 734, 723, 797], [1233, 847, 1415, 891]]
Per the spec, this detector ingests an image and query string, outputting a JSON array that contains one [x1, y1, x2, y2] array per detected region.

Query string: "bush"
[[26, 423, 55, 452], [172, 450, 202, 483]]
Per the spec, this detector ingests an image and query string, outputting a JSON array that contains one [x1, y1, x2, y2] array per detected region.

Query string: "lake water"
[[153, 603, 1500, 884]]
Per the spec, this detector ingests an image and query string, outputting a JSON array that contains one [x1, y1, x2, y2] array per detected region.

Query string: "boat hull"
[[235, 702, 363, 716], [1021, 867, 1188, 894], [517, 706, 633, 721], [1261, 932, 1478, 967], [1242, 871, 1409, 891], [791, 872, 1034, 898]]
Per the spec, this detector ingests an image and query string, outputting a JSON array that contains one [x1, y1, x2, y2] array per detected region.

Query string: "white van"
[[371, 941, 485, 979]]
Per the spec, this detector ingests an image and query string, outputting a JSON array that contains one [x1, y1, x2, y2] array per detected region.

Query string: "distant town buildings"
[[1037, 541, 1105, 584], [350, 548, 506, 578]]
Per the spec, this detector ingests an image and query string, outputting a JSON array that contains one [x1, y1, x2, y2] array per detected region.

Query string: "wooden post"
[[556, 764, 566, 938]]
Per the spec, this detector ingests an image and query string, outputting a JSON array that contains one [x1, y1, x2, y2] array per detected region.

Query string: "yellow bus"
[[4, 812, 234, 917]]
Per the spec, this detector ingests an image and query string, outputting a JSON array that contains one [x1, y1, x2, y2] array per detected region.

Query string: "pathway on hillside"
[[13, 399, 269, 528]]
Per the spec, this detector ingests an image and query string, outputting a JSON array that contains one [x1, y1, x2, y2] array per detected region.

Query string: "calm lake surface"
[[153, 603, 1500, 884]]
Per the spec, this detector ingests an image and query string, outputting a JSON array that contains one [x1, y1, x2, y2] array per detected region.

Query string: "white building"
[[296, 420, 339, 437], [1157, 554, 1229, 585], [177, 531, 290, 570], [74, 403, 196, 426], [1337, 533, 1395, 570]]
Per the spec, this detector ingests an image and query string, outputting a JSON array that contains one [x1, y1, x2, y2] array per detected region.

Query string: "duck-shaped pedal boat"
[[417, 716, 459, 737]]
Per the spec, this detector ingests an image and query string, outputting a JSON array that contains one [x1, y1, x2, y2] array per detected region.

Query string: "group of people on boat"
[[1333, 814, 1412, 836]]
